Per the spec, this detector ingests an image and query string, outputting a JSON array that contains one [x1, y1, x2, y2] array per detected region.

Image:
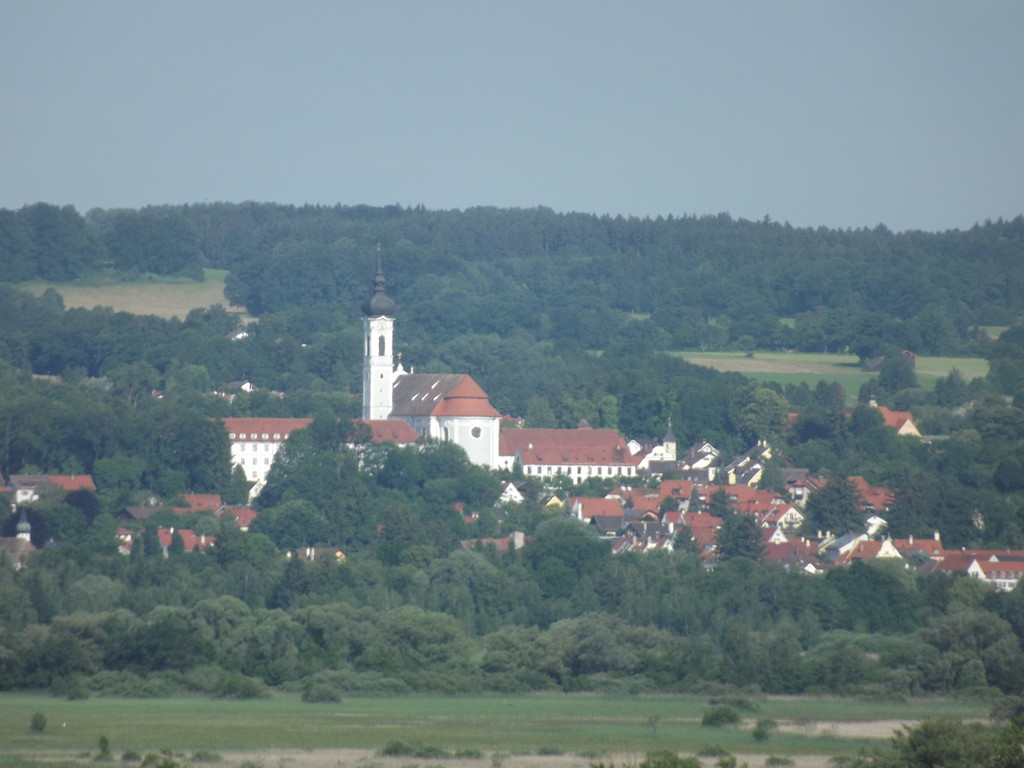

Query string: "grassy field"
[[19, 269, 240, 320], [0, 693, 989, 762], [677, 351, 988, 400]]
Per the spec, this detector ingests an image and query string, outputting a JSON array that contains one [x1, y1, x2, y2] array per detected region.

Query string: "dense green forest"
[[5, 202, 1024, 360], [2, 202, 1024, 704]]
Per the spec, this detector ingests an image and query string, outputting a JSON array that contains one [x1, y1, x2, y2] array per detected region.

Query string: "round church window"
[[472, 427, 482, 438]]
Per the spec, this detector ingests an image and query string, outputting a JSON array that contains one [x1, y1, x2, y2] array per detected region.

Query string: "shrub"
[[701, 706, 740, 727], [211, 672, 269, 699], [638, 751, 701, 768], [765, 758, 794, 766], [696, 745, 730, 757], [380, 742, 450, 759], [121, 751, 142, 762], [302, 681, 342, 703], [30, 711, 47, 732], [189, 752, 223, 763], [752, 717, 778, 742]]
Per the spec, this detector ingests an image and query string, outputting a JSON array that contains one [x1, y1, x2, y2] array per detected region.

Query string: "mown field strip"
[[0, 693, 988, 756]]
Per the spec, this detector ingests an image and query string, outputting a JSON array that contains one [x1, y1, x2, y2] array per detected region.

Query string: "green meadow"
[[677, 351, 988, 401], [0, 693, 989, 760], [20, 269, 238, 320]]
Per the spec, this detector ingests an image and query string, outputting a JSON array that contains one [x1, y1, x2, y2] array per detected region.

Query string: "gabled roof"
[[177, 493, 222, 512], [849, 476, 895, 511], [361, 419, 420, 443], [222, 417, 313, 441], [568, 497, 625, 520], [391, 373, 500, 418], [875, 405, 921, 436], [10, 474, 96, 493], [156, 528, 215, 553], [216, 505, 257, 530], [501, 427, 639, 467]]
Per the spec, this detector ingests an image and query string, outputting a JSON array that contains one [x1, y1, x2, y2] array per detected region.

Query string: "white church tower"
[[361, 251, 399, 420]]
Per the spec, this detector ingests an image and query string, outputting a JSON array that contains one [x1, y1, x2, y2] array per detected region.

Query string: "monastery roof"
[[500, 427, 638, 467], [361, 419, 420, 443], [391, 374, 500, 418], [222, 417, 313, 441]]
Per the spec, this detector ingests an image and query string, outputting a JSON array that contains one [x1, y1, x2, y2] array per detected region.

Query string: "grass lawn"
[[677, 351, 988, 402], [0, 693, 989, 759], [18, 269, 243, 321]]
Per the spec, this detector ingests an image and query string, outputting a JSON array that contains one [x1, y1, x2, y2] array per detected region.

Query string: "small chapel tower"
[[362, 250, 399, 420]]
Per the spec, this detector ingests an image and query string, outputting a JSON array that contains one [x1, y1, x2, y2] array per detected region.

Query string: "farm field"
[[0, 693, 989, 768], [678, 351, 989, 400], [20, 269, 239, 320]]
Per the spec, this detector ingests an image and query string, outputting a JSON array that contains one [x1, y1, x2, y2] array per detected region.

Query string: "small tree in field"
[[30, 711, 46, 732]]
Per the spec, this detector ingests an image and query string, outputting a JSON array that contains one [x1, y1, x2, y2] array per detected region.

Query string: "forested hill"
[[4, 203, 1024, 357]]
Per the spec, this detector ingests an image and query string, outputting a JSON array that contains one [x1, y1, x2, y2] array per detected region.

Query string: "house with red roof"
[[156, 527, 215, 555], [968, 557, 1024, 592], [10, 474, 96, 504], [873, 403, 922, 438], [567, 496, 625, 523]]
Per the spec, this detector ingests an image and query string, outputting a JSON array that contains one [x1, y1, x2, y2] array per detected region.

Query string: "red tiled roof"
[[502, 428, 639, 467], [361, 419, 420, 443], [48, 475, 96, 492], [876, 406, 918, 433], [178, 493, 222, 512], [569, 497, 625, 519], [156, 528, 215, 552], [222, 417, 313, 441], [217, 505, 257, 529], [849, 476, 894, 511]]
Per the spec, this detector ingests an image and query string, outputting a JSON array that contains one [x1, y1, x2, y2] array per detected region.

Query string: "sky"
[[2, 1, 1023, 233]]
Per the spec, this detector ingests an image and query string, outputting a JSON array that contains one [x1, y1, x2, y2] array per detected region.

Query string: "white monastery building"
[[224, 254, 675, 491]]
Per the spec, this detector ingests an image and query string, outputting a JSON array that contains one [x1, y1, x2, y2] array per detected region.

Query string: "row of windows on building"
[[228, 433, 284, 440], [524, 465, 636, 476]]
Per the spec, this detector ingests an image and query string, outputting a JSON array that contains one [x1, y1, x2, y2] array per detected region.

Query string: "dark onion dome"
[[362, 255, 396, 317]]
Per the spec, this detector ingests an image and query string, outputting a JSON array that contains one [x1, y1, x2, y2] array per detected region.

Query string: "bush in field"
[[702, 706, 741, 727], [638, 751, 701, 768], [30, 711, 47, 732], [301, 681, 342, 703], [211, 672, 269, 699], [752, 717, 778, 741], [380, 741, 450, 759]]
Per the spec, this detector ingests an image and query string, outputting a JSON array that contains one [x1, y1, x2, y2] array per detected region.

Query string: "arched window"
[[378, 335, 386, 356]]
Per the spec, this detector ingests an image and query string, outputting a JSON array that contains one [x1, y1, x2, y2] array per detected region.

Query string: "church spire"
[[362, 244, 396, 317]]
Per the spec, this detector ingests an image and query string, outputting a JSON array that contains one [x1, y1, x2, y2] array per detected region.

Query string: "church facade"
[[361, 257, 501, 468]]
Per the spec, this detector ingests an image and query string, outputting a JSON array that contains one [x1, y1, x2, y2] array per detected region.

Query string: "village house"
[[9, 474, 96, 504]]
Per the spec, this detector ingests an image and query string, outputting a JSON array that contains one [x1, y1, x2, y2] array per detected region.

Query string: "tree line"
[[4, 203, 1024, 358]]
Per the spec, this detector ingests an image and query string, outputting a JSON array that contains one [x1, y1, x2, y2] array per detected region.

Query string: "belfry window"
[[378, 335, 386, 356]]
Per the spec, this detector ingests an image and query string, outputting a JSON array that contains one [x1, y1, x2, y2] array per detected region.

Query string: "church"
[[361, 256, 502, 468]]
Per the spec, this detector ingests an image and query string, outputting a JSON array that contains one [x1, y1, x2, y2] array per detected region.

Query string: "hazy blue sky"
[[2, 1, 1022, 232]]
